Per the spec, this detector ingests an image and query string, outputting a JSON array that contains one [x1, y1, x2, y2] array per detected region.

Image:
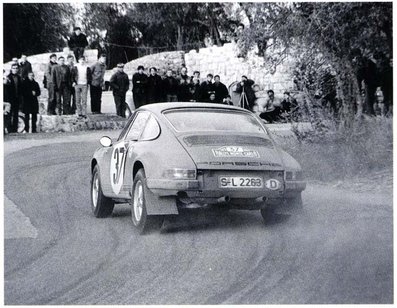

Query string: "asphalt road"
[[4, 132, 393, 304]]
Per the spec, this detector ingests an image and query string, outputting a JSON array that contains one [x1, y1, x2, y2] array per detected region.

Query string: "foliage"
[[3, 3, 76, 61]]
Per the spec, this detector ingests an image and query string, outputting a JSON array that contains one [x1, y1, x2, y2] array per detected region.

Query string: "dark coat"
[[213, 81, 229, 103], [190, 82, 201, 102], [43, 61, 57, 88], [19, 61, 32, 80], [132, 72, 148, 94], [7, 73, 22, 105], [147, 74, 163, 103], [162, 76, 178, 96], [235, 79, 256, 109], [22, 78, 41, 113], [110, 71, 130, 95], [199, 81, 214, 102], [177, 80, 192, 102], [52, 64, 72, 89], [68, 33, 88, 49]]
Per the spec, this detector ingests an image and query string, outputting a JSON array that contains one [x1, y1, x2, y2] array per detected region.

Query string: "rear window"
[[163, 109, 266, 134]]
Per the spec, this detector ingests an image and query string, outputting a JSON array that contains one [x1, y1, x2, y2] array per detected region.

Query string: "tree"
[[238, 2, 392, 118], [3, 3, 76, 61]]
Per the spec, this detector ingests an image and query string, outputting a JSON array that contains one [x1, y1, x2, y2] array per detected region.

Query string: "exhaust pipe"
[[217, 196, 231, 203], [255, 196, 267, 203]]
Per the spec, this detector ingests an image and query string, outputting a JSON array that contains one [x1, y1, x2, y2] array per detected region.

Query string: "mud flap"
[[144, 186, 179, 215]]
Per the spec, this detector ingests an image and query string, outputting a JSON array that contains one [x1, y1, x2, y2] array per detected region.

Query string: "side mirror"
[[99, 136, 112, 147]]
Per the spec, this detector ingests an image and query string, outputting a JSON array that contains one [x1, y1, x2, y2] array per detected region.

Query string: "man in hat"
[[90, 53, 107, 114], [132, 65, 148, 108], [68, 27, 89, 62], [110, 63, 130, 117]]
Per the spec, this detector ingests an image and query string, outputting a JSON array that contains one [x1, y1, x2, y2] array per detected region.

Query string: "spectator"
[[208, 92, 217, 103], [162, 69, 178, 102], [235, 75, 255, 110], [177, 77, 192, 102], [11, 58, 19, 73], [109, 63, 129, 117], [52, 56, 72, 115], [68, 27, 88, 63], [223, 94, 233, 105], [132, 65, 148, 108], [213, 75, 228, 103], [259, 89, 282, 123], [18, 55, 32, 80], [67, 55, 76, 114], [190, 77, 201, 102], [72, 56, 91, 119], [204, 33, 214, 47], [200, 73, 214, 102], [147, 67, 163, 104], [179, 66, 190, 82], [3, 69, 12, 133], [90, 54, 107, 114], [252, 84, 268, 115], [22, 72, 40, 133], [280, 91, 298, 113], [192, 70, 201, 83], [7, 64, 22, 132], [43, 54, 58, 115]]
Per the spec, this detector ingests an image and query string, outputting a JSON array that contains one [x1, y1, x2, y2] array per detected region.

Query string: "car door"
[[108, 111, 150, 199]]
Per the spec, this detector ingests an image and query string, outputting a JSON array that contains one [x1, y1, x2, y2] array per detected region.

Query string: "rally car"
[[90, 103, 306, 233]]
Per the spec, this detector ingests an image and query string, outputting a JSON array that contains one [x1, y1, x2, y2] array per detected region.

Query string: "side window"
[[125, 112, 150, 141], [140, 115, 161, 140], [117, 112, 135, 141]]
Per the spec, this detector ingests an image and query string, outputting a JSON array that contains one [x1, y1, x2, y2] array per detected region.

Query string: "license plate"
[[219, 176, 263, 188]]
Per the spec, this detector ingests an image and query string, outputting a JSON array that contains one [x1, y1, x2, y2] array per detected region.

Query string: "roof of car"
[[138, 102, 249, 114]]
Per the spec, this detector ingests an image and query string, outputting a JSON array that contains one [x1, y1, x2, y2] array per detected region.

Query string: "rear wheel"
[[131, 169, 163, 234], [91, 165, 114, 217]]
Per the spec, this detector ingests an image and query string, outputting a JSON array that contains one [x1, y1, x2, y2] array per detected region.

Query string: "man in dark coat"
[[67, 55, 76, 114], [109, 63, 130, 117], [68, 27, 89, 62], [162, 69, 178, 102], [132, 65, 148, 108], [177, 77, 192, 102], [7, 64, 23, 132], [190, 77, 201, 102], [90, 54, 107, 114], [235, 75, 256, 110], [147, 67, 163, 104], [43, 54, 58, 115], [18, 55, 32, 80], [52, 56, 72, 115], [22, 72, 41, 133], [213, 75, 229, 104], [199, 73, 214, 102]]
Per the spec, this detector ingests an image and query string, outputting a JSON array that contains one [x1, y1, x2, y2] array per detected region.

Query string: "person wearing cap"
[[43, 54, 58, 115], [22, 72, 40, 133], [71, 56, 92, 119], [68, 27, 88, 63], [132, 65, 148, 108], [110, 63, 130, 117], [90, 54, 107, 114], [18, 55, 32, 80], [52, 56, 72, 115]]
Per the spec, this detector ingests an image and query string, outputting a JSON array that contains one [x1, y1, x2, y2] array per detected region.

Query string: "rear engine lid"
[[178, 133, 284, 171]]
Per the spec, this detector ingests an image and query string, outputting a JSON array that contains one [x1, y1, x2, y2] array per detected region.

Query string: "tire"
[[91, 165, 114, 218], [130, 169, 163, 234]]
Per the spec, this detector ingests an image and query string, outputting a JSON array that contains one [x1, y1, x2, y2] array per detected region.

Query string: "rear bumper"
[[146, 178, 305, 200]]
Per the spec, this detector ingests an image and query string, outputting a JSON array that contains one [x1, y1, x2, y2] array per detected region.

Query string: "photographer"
[[235, 75, 255, 110]]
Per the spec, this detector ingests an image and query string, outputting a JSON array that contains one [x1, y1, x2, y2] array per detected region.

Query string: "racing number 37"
[[110, 143, 127, 194]]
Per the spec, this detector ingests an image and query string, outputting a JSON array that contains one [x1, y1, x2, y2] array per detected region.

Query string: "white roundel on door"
[[110, 142, 127, 194]]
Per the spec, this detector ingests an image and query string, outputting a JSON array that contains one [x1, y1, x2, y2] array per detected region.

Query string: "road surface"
[[4, 131, 393, 304]]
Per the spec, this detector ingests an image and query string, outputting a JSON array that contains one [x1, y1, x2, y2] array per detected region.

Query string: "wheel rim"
[[92, 172, 99, 209], [133, 181, 143, 222]]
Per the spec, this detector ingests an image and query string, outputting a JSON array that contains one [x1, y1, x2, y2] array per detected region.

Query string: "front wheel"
[[91, 165, 114, 218], [131, 169, 163, 234]]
